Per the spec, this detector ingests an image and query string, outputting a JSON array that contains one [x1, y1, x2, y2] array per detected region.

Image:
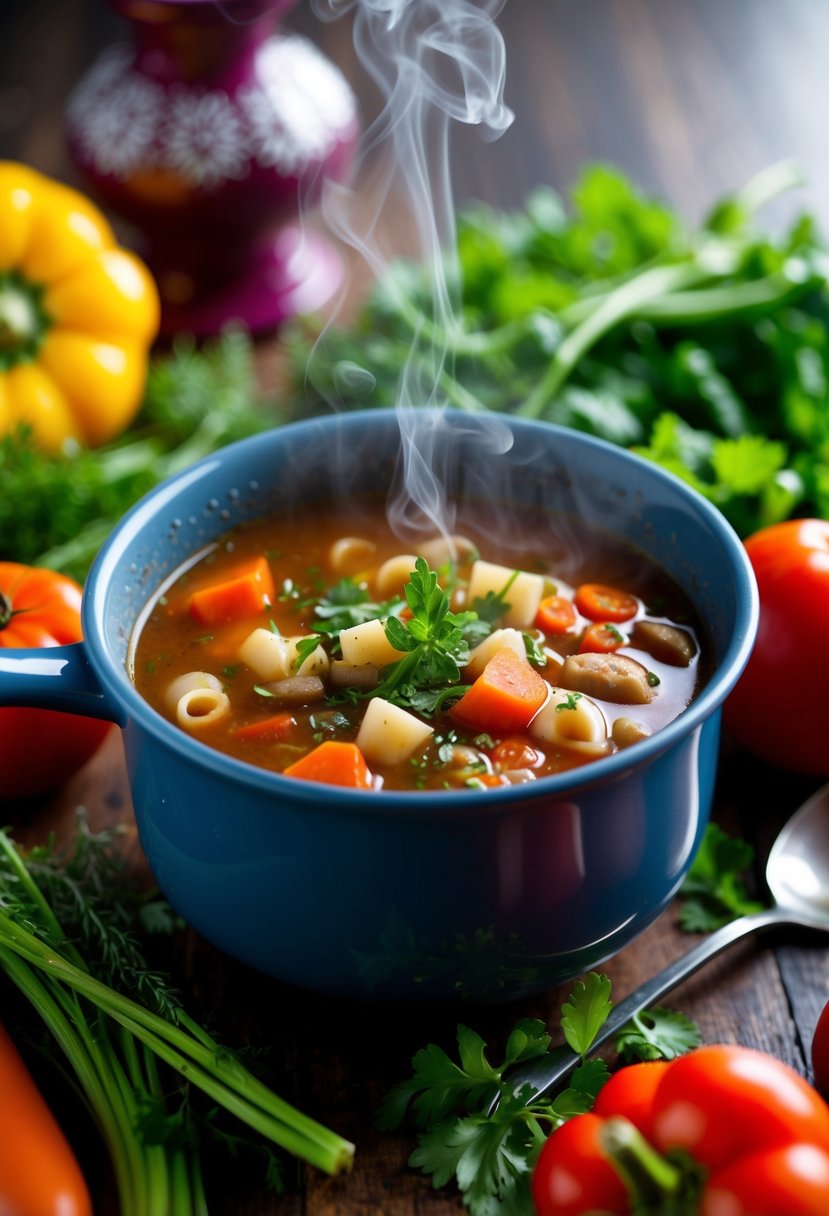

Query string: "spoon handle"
[[500, 906, 794, 1106]]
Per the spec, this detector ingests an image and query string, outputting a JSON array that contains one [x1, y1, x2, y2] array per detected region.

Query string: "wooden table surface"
[[2, 2, 829, 1213]]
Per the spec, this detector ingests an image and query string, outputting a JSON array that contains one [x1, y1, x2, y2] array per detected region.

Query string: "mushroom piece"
[[558, 652, 657, 705], [632, 620, 696, 667]]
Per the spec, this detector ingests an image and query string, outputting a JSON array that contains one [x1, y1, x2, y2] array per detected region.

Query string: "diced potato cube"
[[356, 697, 434, 765], [465, 628, 527, 677], [466, 560, 544, 629], [339, 617, 408, 667], [284, 637, 330, 678]]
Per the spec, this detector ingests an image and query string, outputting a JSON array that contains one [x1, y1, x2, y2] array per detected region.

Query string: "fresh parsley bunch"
[[380, 973, 700, 1215]]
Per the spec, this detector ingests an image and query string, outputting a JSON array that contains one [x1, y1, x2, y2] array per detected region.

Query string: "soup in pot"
[[130, 505, 708, 791]]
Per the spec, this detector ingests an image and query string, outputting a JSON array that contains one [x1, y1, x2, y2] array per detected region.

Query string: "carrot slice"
[[450, 647, 548, 733], [283, 740, 373, 789], [234, 713, 297, 742], [535, 593, 577, 635], [579, 621, 627, 654], [574, 582, 638, 623], [188, 557, 275, 625]]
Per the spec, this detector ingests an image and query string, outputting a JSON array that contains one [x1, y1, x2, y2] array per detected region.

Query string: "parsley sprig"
[[377, 557, 485, 704], [380, 972, 699, 1215]]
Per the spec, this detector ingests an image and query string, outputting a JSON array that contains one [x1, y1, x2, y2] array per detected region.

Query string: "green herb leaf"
[[615, 1007, 703, 1062], [560, 971, 613, 1057], [678, 822, 765, 931]]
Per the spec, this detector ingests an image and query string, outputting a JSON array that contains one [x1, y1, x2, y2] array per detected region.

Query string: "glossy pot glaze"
[[0, 411, 758, 1002]]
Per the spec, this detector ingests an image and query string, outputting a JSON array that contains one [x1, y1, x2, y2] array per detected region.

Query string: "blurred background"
[[2, 0, 829, 232]]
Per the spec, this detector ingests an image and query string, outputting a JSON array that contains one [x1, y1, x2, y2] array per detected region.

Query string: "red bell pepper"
[[532, 1046, 829, 1216]]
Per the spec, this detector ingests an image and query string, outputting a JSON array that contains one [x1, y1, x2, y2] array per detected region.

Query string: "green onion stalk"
[[0, 830, 354, 1216]]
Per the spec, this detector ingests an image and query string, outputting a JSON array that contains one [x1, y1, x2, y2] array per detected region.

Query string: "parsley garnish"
[[377, 557, 482, 705], [379, 971, 702, 1215], [555, 691, 583, 713]]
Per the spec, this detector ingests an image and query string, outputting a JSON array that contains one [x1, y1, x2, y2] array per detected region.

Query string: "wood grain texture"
[[2, 1, 829, 1211]]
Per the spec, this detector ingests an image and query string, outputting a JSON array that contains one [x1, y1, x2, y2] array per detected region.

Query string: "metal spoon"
[[495, 780, 829, 1109]]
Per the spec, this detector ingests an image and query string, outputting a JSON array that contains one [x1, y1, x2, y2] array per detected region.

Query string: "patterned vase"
[[66, 0, 359, 337]]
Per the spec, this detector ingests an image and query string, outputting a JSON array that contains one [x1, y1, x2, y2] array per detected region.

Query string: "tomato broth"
[[131, 505, 708, 792]]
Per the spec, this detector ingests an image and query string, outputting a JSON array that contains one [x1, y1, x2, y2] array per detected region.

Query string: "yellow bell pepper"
[[0, 162, 160, 450]]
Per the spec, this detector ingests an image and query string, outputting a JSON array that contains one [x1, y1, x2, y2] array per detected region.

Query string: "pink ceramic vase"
[[66, 0, 359, 337]]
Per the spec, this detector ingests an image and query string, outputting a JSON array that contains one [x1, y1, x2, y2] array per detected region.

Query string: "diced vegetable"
[[535, 593, 577, 634], [611, 716, 651, 748], [464, 627, 526, 677], [575, 583, 639, 623], [233, 712, 297, 741], [189, 556, 275, 624], [283, 740, 373, 788], [340, 616, 408, 666], [451, 647, 548, 732], [355, 696, 434, 765], [579, 621, 627, 654], [466, 559, 544, 628], [329, 659, 380, 689], [257, 675, 326, 704]]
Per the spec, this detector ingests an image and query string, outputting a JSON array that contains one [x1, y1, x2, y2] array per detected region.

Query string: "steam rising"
[[310, 0, 515, 543]]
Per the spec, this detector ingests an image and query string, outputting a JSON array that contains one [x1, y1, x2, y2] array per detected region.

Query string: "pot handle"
[[0, 644, 125, 725]]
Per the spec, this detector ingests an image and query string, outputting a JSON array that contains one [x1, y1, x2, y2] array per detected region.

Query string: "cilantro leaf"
[[560, 971, 613, 1056], [615, 1007, 702, 1062], [678, 822, 765, 932]]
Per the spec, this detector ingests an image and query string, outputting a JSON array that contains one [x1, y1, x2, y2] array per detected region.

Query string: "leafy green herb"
[[615, 1008, 702, 1062], [378, 557, 483, 704], [312, 579, 404, 640], [380, 971, 702, 1215], [522, 632, 547, 667], [284, 160, 829, 539], [293, 635, 324, 670], [678, 822, 765, 931], [555, 691, 583, 713], [471, 571, 518, 625]]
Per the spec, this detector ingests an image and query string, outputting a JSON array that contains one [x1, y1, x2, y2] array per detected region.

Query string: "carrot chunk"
[[233, 713, 297, 742], [188, 557, 275, 625], [450, 647, 548, 733], [283, 740, 373, 789]]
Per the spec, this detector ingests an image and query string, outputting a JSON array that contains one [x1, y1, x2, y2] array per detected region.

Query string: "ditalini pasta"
[[132, 505, 707, 791]]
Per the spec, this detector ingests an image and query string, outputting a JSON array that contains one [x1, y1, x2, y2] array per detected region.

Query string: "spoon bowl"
[[498, 780, 829, 1107]]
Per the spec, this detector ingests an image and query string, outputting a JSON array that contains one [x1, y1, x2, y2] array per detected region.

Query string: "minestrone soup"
[[130, 506, 708, 791]]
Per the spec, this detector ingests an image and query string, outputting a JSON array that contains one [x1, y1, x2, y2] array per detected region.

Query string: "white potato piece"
[[374, 554, 419, 597], [329, 536, 377, 574], [530, 687, 610, 755], [175, 686, 230, 729], [356, 696, 434, 766], [240, 628, 328, 680], [165, 670, 223, 713], [466, 560, 544, 629], [464, 628, 527, 678], [339, 617, 408, 667]]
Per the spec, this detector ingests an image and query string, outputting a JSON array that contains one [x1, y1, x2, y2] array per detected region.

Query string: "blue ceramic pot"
[[0, 410, 758, 1002]]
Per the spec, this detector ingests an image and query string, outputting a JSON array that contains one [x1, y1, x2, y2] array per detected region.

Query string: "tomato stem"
[[0, 591, 12, 630], [599, 1116, 685, 1208]]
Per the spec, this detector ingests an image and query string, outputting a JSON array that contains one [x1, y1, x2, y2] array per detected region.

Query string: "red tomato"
[[650, 1044, 829, 1172], [812, 999, 829, 1099], [701, 1142, 829, 1216], [0, 563, 110, 800], [592, 1060, 670, 1145], [531, 1113, 629, 1216], [724, 520, 829, 774]]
